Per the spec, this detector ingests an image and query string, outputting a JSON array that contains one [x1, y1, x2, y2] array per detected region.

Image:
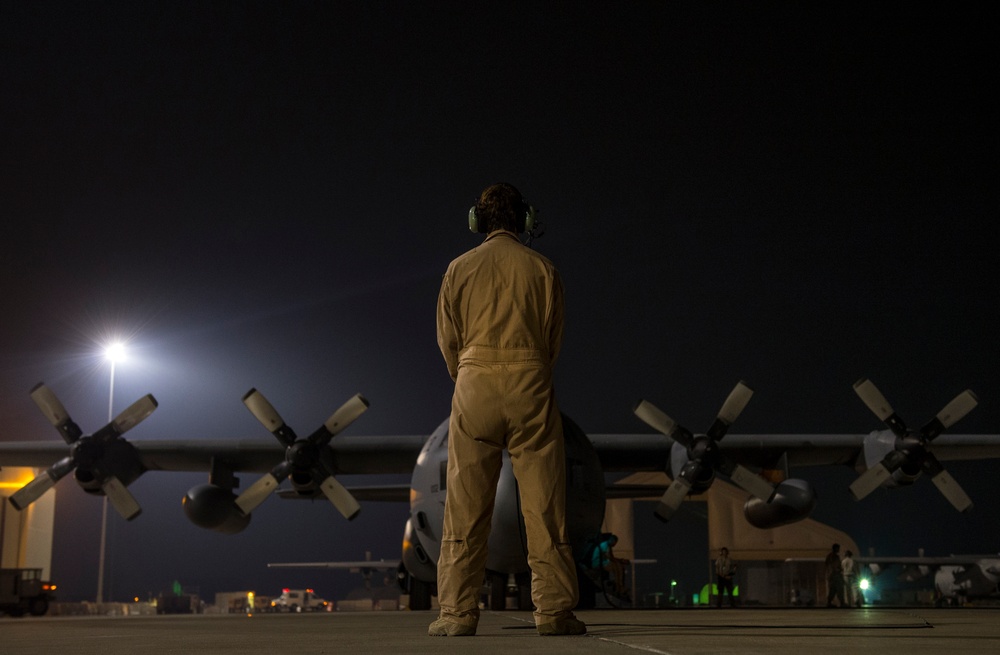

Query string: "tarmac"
[[3, 607, 1000, 655]]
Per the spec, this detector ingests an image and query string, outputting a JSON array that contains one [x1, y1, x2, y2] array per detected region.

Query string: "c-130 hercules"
[[1, 378, 996, 608]]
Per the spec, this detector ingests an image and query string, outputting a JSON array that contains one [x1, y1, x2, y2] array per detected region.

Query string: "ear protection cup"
[[468, 205, 481, 233], [523, 205, 536, 234], [468, 203, 537, 233]]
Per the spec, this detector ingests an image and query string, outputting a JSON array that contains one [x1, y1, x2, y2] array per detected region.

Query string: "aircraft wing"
[[6, 432, 1000, 477], [277, 485, 411, 502], [0, 435, 427, 475], [588, 433, 1000, 471], [6, 432, 1000, 476]]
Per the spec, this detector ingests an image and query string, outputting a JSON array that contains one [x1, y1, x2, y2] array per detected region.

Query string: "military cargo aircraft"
[[2, 378, 998, 608], [791, 549, 1000, 606], [859, 552, 1000, 605]]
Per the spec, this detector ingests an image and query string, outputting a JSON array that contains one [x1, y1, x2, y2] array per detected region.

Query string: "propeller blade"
[[316, 394, 370, 444], [9, 473, 57, 510], [111, 394, 158, 435], [318, 475, 361, 520], [243, 388, 296, 446], [848, 462, 891, 501], [94, 394, 159, 442], [854, 378, 906, 437], [920, 452, 973, 513], [707, 381, 754, 441], [853, 379, 907, 437], [853, 379, 893, 420], [929, 469, 973, 513], [937, 389, 979, 429], [653, 477, 692, 522], [48, 455, 77, 481], [717, 381, 754, 428], [921, 390, 979, 440], [29, 383, 83, 444], [102, 476, 142, 520], [728, 463, 776, 502], [633, 399, 676, 435], [9, 455, 76, 510], [234, 473, 281, 515]]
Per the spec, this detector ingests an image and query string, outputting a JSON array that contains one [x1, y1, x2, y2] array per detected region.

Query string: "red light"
[[282, 588, 290, 594], [306, 588, 314, 594]]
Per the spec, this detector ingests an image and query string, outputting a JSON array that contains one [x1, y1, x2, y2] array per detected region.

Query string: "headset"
[[468, 202, 538, 234]]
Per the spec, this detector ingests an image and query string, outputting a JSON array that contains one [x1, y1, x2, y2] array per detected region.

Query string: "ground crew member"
[[714, 547, 737, 607], [429, 182, 585, 637], [825, 543, 846, 607], [841, 549, 859, 607]]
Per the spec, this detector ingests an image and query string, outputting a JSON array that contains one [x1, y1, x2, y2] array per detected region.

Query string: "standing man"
[[714, 547, 737, 607], [841, 549, 859, 607], [825, 543, 846, 607], [429, 183, 585, 637]]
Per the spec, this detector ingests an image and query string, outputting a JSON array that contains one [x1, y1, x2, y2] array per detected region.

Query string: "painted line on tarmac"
[[590, 635, 677, 655], [495, 612, 676, 654]]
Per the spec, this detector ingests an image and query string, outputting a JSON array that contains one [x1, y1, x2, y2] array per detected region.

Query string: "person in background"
[[714, 547, 738, 607], [841, 549, 859, 607], [825, 543, 846, 607]]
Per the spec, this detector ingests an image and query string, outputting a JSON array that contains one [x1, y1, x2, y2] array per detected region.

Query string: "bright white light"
[[105, 342, 127, 363], [860, 579, 870, 591]]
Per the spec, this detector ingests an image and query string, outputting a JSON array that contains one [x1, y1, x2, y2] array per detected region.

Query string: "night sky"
[[2, 3, 997, 603]]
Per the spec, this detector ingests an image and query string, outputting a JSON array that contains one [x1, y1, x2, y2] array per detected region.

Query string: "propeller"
[[8, 383, 156, 520], [634, 381, 775, 522], [849, 378, 977, 512], [235, 388, 369, 520]]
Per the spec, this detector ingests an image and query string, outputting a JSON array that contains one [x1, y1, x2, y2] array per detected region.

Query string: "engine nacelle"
[[183, 484, 251, 534], [401, 518, 437, 583], [289, 470, 321, 495], [669, 441, 714, 494], [743, 479, 817, 528], [890, 466, 920, 487], [859, 429, 918, 488], [74, 438, 144, 494], [74, 467, 107, 493]]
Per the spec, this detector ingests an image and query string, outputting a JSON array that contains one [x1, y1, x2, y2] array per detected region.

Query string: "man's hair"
[[476, 182, 526, 233]]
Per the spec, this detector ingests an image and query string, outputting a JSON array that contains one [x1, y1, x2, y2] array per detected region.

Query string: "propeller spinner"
[[234, 388, 369, 520], [8, 383, 156, 520], [849, 378, 977, 512], [634, 381, 776, 522]]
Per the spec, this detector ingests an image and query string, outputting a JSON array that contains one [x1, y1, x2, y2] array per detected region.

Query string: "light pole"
[[96, 342, 126, 604]]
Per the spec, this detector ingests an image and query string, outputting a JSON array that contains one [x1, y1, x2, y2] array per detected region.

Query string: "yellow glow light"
[[0, 471, 38, 490]]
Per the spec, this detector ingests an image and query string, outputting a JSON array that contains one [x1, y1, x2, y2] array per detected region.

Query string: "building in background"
[[1, 467, 54, 577]]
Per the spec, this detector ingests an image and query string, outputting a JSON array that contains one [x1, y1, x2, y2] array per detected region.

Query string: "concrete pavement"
[[3, 607, 999, 654]]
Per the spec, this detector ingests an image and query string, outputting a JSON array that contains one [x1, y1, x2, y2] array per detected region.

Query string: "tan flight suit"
[[435, 230, 579, 629]]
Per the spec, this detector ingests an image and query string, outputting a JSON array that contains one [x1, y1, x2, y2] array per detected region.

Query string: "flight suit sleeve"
[[548, 269, 565, 366], [436, 272, 460, 381]]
